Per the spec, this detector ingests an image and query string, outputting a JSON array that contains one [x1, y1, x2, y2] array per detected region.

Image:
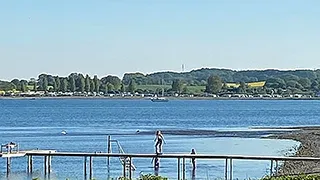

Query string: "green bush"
[[138, 174, 168, 180], [117, 174, 167, 180], [261, 174, 320, 180]]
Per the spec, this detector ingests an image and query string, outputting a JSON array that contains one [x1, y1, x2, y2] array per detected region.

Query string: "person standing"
[[154, 130, 165, 153], [191, 148, 196, 170]]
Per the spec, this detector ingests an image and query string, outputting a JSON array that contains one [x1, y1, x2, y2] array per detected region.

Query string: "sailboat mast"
[[161, 79, 164, 97]]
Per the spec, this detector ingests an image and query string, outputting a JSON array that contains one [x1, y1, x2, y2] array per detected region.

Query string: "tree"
[[38, 74, 48, 92], [76, 74, 86, 92], [182, 86, 189, 94], [42, 77, 48, 92], [29, 78, 36, 85], [20, 80, 27, 92], [205, 75, 222, 94], [237, 81, 247, 93], [265, 78, 286, 89], [68, 76, 76, 92], [122, 72, 146, 85], [55, 76, 60, 92], [311, 80, 319, 92], [103, 85, 108, 94], [282, 74, 300, 82], [93, 75, 100, 93], [128, 80, 136, 93], [51, 78, 57, 92], [107, 83, 114, 92], [101, 75, 121, 90], [171, 79, 184, 93], [85, 75, 91, 92], [0, 81, 15, 91], [11, 79, 20, 90], [90, 79, 95, 93], [61, 78, 68, 92], [221, 83, 228, 92], [33, 82, 37, 92], [298, 78, 311, 89], [286, 80, 303, 89], [120, 83, 125, 93]]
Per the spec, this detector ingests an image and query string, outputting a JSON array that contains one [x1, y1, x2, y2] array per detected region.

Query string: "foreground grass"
[[32, 174, 320, 180]]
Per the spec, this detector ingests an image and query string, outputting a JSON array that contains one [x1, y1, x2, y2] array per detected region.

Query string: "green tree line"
[[1, 68, 320, 95], [1, 73, 122, 94]]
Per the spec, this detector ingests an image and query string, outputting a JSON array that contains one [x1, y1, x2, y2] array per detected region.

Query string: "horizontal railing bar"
[[24, 152, 320, 162]]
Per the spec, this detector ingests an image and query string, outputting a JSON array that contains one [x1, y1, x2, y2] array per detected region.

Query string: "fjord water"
[[1, 99, 320, 180]]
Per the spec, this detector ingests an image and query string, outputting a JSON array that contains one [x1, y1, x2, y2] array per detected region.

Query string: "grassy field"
[[136, 85, 205, 93], [13, 81, 265, 94], [27, 85, 34, 91], [226, 81, 266, 88], [136, 81, 265, 93], [247, 81, 266, 87]]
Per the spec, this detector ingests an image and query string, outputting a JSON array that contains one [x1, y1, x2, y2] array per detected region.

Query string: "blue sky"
[[1, 0, 319, 80]]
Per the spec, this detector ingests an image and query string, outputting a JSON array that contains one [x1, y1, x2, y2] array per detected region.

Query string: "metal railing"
[[24, 151, 320, 180]]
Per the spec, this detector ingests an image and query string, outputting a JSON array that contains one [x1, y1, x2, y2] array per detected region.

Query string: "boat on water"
[[151, 97, 169, 102], [151, 79, 168, 102]]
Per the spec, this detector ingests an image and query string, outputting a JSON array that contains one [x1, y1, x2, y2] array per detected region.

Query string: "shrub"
[[138, 174, 168, 180]]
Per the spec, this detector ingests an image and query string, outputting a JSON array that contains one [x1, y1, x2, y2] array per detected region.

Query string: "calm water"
[[1, 99, 320, 180]]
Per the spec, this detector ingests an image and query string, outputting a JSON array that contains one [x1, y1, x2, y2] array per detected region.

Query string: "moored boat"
[[151, 97, 169, 102]]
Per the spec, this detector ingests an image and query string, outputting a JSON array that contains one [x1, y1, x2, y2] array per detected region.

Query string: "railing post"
[[48, 155, 52, 174], [225, 158, 228, 180], [44, 156, 47, 175], [182, 158, 185, 180], [123, 156, 127, 179], [229, 158, 233, 180], [129, 156, 132, 180], [275, 160, 279, 176], [107, 135, 111, 168], [270, 160, 274, 176], [89, 156, 93, 180], [6, 157, 11, 177], [177, 157, 180, 180], [27, 155, 33, 174], [84, 156, 87, 180]]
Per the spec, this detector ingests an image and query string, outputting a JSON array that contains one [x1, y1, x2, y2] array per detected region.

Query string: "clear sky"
[[1, 0, 319, 81]]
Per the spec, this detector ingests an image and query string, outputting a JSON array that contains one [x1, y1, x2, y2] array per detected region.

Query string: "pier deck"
[[0, 150, 56, 158]]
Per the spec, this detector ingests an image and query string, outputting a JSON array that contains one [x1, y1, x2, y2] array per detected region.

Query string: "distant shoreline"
[[1, 96, 320, 101]]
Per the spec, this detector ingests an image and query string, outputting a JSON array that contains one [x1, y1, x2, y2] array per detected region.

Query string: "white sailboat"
[[151, 81, 168, 102], [151, 96, 168, 102]]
